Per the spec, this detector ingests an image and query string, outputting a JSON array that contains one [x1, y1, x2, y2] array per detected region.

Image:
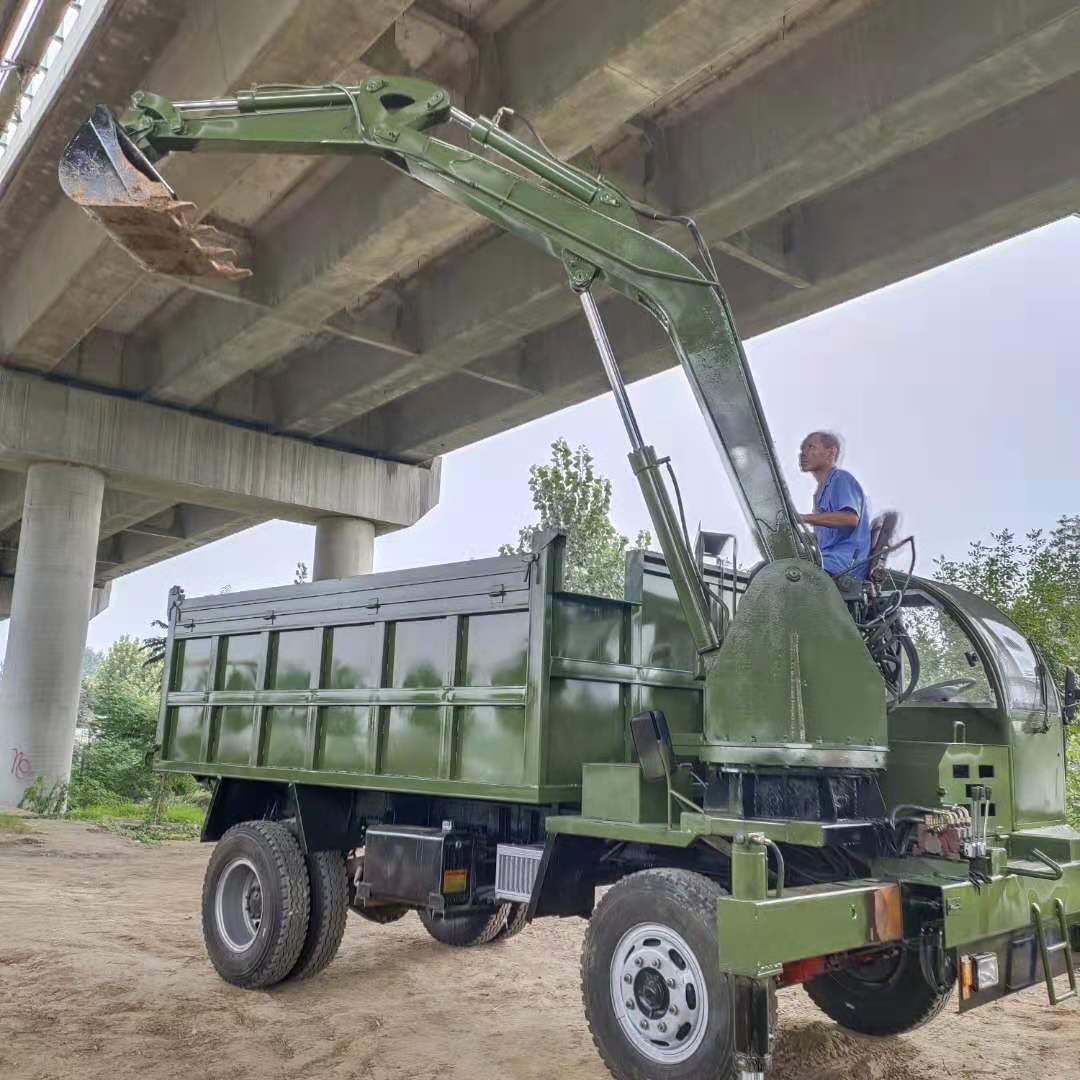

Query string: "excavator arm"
[[60, 75, 814, 658]]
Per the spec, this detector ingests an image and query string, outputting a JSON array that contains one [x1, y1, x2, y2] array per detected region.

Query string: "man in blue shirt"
[[798, 431, 871, 577]]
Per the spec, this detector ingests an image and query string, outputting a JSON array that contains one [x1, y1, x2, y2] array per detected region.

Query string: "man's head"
[[799, 430, 841, 474]]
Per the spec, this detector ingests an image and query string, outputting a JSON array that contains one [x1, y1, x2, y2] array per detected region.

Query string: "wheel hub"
[[609, 923, 709, 1064], [215, 857, 264, 953]]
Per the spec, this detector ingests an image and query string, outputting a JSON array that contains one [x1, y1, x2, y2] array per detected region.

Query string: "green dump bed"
[[158, 533, 733, 805]]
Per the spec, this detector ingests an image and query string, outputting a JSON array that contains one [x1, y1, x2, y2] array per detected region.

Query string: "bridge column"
[[0, 463, 105, 807], [312, 516, 375, 581]]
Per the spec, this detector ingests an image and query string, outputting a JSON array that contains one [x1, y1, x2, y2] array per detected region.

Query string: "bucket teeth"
[[58, 105, 252, 282]]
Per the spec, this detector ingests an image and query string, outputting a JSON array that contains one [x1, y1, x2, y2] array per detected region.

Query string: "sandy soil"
[[1, 819, 1077, 1080]]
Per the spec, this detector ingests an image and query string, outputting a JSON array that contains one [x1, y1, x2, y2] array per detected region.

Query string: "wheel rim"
[[215, 856, 264, 953], [609, 922, 709, 1064]]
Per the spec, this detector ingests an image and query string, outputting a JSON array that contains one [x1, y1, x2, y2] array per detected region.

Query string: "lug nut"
[[634, 957, 644, 968], [668, 1005, 678, 1016], [639, 1020, 649, 1031], [624, 973, 633, 983], [625, 1000, 635, 1011], [666, 977, 676, 988], [652, 958, 662, 968], [658, 1022, 668, 1033]]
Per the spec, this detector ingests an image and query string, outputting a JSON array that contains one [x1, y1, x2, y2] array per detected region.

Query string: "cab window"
[[898, 592, 996, 706]]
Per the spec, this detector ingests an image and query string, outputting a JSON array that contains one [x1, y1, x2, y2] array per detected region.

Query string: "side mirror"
[[1064, 667, 1078, 725], [630, 710, 674, 784]]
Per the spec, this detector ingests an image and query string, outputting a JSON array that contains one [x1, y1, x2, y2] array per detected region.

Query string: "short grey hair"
[[806, 430, 842, 458]]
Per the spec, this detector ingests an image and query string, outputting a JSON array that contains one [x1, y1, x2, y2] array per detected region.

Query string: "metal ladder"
[[1030, 899, 1077, 1005]]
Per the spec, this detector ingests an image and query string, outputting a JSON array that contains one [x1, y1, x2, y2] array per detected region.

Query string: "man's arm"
[[801, 510, 859, 528]]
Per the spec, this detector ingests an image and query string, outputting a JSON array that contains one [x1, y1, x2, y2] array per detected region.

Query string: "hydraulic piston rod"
[[579, 291, 719, 656]]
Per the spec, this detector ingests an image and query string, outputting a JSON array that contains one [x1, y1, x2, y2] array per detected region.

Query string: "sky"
[[4, 215, 1078, 656]]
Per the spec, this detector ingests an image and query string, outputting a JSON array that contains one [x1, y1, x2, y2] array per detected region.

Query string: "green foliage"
[[68, 635, 165, 810], [935, 516, 1080, 825], [18, 776, 67, 816], [500, 438, 651, 599]]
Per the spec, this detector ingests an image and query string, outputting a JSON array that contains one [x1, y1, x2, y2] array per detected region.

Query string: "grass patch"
[[0, 811, 31, 834], [66, 797, 205, 843]]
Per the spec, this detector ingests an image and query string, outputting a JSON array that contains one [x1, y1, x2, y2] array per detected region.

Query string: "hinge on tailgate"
[[1030, 898, 1077, 1005]]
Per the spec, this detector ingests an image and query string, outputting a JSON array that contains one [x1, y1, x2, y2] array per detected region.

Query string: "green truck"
[[61, 74, 1078, 1080]]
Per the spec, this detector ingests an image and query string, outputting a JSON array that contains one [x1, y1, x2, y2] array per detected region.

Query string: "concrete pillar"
[[0, 463, 105, 807], [312, 516, 375, 581]]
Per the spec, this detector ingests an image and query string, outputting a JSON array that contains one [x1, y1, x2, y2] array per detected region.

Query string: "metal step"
[[1030, 899, 1077, 1006]]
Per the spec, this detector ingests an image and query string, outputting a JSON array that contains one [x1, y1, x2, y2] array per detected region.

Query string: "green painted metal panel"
[[269, 629, 321, 690], [457, 706, 527, 786], [166, 705, 205, 762], [463, 611, 529, 686], [219, 634, 264, 692], [214, 705, 256, 765], [581, 762, 667, 824], [174, 637, 213, 692], [392, 620, 448, 689], [328, 625, 382, 689], [552, 596, 623, 663], [383, 706, 442, 777], [546, 678, 625, 787], [318, 705, 374, 773], [716, 882, 902, 977], [264, 706, 309, 769], [640, 569, 696, 673], [638, 685, 703, 736]]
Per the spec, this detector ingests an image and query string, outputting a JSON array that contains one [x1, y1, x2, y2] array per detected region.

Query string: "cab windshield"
[[896, 591, 996, 706]]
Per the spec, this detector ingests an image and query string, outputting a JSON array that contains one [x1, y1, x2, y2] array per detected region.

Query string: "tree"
[[934, 516, 1080, 825], [500, 438, 651, 599]]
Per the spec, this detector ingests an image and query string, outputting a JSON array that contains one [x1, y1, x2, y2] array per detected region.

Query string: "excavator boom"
[[59, 75, 814, 655]]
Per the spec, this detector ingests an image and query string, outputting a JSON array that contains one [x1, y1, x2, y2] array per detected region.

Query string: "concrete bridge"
[[1, 0, 1079, 804]]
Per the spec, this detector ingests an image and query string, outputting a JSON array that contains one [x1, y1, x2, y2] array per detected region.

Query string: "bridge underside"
[[0, 0, 1078, 803]]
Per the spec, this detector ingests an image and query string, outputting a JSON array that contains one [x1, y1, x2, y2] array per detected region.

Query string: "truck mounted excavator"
[[59, 75, 1079, 1080]]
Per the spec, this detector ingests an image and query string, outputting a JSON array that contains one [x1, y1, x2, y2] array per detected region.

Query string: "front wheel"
[[805, 944, 953, 1035], [582, 869, 733, 1080]]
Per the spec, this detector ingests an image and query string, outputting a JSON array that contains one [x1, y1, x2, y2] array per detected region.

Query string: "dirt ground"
[[1, 820, 1077, 1080]]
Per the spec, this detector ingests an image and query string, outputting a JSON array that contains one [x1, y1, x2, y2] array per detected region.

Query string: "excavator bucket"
[[58, 105, 250, 281]]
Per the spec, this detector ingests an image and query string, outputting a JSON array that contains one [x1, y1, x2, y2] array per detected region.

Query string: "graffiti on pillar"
[[9, 748, 32, 782]]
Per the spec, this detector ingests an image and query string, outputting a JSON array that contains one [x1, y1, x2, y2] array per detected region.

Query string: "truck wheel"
[[805, 945, 953, 1035], [352, 902, 411, 925], [581, 869, 733, 1080], [286, 850, 349, 981], [498, 902, 529, 940], [201, 820, 310, 989], [418, 904, 510, 947]]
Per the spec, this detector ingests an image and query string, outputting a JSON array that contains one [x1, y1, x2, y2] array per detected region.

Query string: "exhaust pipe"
[[58, 105, 250, 281]]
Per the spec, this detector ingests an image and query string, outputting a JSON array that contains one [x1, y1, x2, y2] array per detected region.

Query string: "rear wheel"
[[418, 904, 509, 947], [582, 869, 733, 1080], [286, 850, 349, 981], [201, 820, 310, 989], [805, 944, 953, 1035]]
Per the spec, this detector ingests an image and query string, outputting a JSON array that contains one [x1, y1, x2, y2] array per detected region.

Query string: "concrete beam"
[[0, 370, 441, 529], [0, 0, 412, 370], [361, 69, 1080, 461], [141, 0, 810, 407], [269, 0, 1080, 438]]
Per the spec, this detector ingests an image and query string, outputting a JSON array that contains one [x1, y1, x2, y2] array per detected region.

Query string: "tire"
[[498, 902, 530, 940], [286, 850, 349, 981], [418, 904, 510, 947], [352, 903, 411, 925], [805, 944, 953, 1035], [582, 869, 733, 1080], [201, 820, 310, 989]]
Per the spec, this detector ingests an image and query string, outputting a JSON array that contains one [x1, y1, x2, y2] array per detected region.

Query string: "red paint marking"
[[10, 748, 32, 782]]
